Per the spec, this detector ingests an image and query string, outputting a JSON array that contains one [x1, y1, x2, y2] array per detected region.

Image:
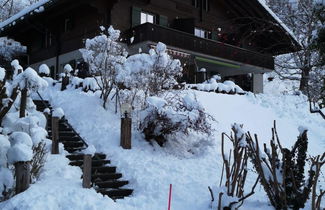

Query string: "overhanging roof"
[[0, 0, 58, 32]]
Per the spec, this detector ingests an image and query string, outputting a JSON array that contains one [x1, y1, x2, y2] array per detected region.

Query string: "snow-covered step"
[[61, 141, 85, 148], [97, 189, 133, 198], [66, 153, 107, 161], [69, 159, 110, 167], [95, 180, 129, 189], [91, 166, 117, 174], [92, 173, 123, 182], [65, 147, 88, 153]]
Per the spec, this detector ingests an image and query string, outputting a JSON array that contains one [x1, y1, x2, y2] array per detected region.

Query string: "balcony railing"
[[124, 23, 274, 70]]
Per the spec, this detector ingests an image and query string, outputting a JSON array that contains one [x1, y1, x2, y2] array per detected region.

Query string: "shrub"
[[246, 122, 325, 210], [139, 93, 213, 146]]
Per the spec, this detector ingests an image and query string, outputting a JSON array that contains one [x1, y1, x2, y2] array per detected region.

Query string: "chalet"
[[0, 0, 299, 93]]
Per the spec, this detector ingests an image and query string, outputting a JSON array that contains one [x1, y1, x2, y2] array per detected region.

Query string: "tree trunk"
[[19, 88, 28, 118], [0, 87, 19, 125], [299, 68, 310, 94]]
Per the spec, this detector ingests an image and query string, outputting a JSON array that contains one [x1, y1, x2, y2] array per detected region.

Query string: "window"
[[192, 0, 198, 8], [203, 0, 209, 11], [195, 27, 211, 39], [64, 18, 73, 32], [192, 0, 209, 11], [140, 11, 155, 24]]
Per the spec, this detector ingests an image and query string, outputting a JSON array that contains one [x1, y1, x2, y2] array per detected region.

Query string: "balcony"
[[124, 23, 274, 70]]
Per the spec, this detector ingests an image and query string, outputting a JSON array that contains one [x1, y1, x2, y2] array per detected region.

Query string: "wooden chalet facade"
[[0, 0, 299, 93]]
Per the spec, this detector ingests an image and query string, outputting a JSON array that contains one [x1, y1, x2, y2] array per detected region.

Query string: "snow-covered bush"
[[61, 64, 73, 91], [188, 78, 244, 94], [209, 124, 258, 209], [80, 26, 127, 108], [13, 67, 48, 92], [0, 37, 26, 64], [139, 93, 213, 146], [38, 64, 50, 77], [118, 42, 182, 97], [82, 77, 100, 92]]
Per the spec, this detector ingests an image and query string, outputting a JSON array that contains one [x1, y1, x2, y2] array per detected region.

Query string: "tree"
[[80, 26, 127, 109], [266, 0, 324, 95]]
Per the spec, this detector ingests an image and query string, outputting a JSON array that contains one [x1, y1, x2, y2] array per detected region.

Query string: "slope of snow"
[[1, 84, 324, 210]]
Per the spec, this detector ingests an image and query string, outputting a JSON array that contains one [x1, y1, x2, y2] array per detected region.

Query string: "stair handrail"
[[61, 117, 89, 148], [36, 91, 50, 110]]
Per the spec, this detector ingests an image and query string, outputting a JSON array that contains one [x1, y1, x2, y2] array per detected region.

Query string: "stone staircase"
[[33, 100, 133, 200]]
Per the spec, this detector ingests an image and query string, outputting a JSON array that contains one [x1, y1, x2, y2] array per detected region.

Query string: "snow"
[[146, 96, 166, 109], [7, 143, 33, 164], [0, 67, 5, 81], [0, 168, 14, 194], [0, 135, 10, 167], [7, 132, 33, 164], [83, 145, 96, 156], [82, 77, 100, 91], [0, 38, 26, 61], [0, 154, 119, 210], [298, 126, 308, 135], [13, 67, 48, 91], [9, 132, 33, 148], [52, 107, 64, 119], [38, 64, 50, 75], [188, 80, 244, 94], [64, 64, 73, 74], [43, 108, 51, 114], [0, 0, 51, 30], [20, 83, 323, 210]]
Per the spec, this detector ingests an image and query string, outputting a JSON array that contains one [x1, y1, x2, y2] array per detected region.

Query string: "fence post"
[[82, 154, 92, 188], [120, 104, 132, 149], [51, 116, 59, 154], [120, 114, 132, 149], [15, 161, 30, 194], [61, 75, 69, 91]]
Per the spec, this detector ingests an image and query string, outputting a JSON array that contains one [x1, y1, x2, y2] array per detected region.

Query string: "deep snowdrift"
[[1, 84, 324, 210]]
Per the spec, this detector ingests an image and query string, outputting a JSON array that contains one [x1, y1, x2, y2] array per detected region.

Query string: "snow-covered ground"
[[1, 83, 324, 210]]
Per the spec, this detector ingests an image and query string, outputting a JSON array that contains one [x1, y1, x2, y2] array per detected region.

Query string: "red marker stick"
[[168, 184, 172, 210]]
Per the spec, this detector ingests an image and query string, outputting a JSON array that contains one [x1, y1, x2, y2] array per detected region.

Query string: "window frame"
[[194, 27, 211, 39], [140, 11, 156, 24]]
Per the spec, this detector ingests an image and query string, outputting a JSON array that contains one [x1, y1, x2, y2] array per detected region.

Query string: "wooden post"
[[61, 75, 69, 91], [51, 116, 59, 154], [15, 162, 30, 194], [19, 88, 28, 118], [82, 154, 92, 188], [120, 116, 132, 149]]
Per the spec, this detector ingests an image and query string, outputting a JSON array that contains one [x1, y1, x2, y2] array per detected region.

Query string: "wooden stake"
[[82, 154, 92, 188], [19, 88, 28, 118], [120, 117, 132, 149], [15, 161, 30, 194], [51, 116, 59, 154], [61, 76, 69, 91]]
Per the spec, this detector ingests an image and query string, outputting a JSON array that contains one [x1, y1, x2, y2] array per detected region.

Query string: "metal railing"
[[124, 23, 274, 70]]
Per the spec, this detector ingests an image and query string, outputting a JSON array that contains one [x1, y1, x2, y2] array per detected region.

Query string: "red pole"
[[168, 184, 172, 210]]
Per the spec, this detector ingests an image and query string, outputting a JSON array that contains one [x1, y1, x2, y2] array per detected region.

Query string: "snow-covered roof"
[[0, 0, 54, 31], [256, 0, 298, 43]]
